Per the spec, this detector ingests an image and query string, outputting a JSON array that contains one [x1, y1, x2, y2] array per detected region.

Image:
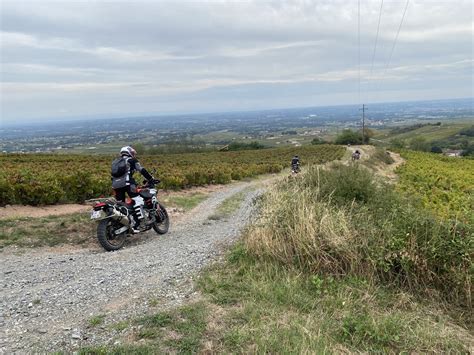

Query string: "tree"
[[409, 137, 430, 152], [133, 143, 146, 155], [335, 129, 363, 145], [362, 128, 375, 144], [311, 137, 327, 145], [389, 138, 405, 149], [430, 146, 443, 154]]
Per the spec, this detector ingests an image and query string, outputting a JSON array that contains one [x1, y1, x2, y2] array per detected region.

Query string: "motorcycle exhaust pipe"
[[110, 208, 130, 226]]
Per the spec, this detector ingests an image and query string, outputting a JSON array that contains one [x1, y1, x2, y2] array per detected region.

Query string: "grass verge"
[[0, 213, 93, 249], [196, 247, 471, 353], [161, 192, 208, 211]]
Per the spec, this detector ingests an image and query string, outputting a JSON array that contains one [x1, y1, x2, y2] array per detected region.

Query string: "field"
[[0, 144, 344, 206], [396, 151, 474, 221], [373, 121, 474, 152]]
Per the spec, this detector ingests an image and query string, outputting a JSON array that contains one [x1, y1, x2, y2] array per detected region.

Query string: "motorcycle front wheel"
[[153, 203, 169, 235], [97, 219, 127, 251]]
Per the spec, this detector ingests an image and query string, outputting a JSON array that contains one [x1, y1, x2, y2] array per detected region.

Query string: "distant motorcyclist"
[[111, 146, 154, 233], [352, 150, 361, 161], [291, 155, 300, 173]]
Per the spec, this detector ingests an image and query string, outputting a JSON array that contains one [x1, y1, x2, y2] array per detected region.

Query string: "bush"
[[409, 137, 430, 152], [227, 141, 265, 151], [335, 130, 363, 145], [311, 137, 327, 145], [303, 163, 377, 205]]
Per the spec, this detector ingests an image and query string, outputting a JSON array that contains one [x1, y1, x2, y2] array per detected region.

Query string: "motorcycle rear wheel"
[[97, 219, 127, 251], [153, 203, 169, 235]]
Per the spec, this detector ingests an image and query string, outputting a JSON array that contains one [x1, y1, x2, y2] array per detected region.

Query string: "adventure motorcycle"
[[291, 163, 301, 175], [351, 151, 361, 161], [90, 179, 169, 251]]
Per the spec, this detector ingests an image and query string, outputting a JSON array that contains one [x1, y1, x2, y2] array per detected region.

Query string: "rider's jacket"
[[291, 158, 299, 165], [125, 156, 153, 186], [111, 154, 154, 190]]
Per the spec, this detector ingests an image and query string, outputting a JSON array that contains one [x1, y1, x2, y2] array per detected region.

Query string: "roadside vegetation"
[[161, 192, 209, 212], [0, 213, 93, 249], [208, 188, 252, 221]]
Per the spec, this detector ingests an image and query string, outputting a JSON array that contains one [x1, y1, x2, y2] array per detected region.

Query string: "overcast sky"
[[0, 0, 472, 123]]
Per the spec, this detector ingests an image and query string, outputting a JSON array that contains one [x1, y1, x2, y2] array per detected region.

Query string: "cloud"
[[0, 0, 472, 121]]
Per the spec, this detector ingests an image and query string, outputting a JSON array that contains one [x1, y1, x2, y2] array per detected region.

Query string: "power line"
[[358, 0, 361, 106], [360, 104, 368, 142], [373, 0, 410, 101], [382, 0, 410, 80], [366, 0, 384, 103]]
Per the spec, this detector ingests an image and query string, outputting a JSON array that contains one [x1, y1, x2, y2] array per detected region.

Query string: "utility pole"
[[359, 104, 367, 143]]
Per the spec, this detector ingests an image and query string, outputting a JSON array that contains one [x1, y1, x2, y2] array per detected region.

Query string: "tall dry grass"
[[244, 164, 472, 308]]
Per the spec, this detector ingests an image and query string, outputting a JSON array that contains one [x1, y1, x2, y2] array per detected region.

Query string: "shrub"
[[366, 148, 395, 166], [302, 163, 378, 205], [335, 130, 363, 145]]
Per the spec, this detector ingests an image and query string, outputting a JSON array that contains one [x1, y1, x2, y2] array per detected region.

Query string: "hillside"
[[1, 146, 472, 353], [373, 121, 474, 152]]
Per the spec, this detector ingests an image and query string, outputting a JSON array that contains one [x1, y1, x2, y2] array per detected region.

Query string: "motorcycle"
[[90, 179, 169, 251], [291, 163, 301, 175], [351, 151, 361, 161]]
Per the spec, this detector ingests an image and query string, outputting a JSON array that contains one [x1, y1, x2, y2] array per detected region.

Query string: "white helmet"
[[120, 146, 136, 158]]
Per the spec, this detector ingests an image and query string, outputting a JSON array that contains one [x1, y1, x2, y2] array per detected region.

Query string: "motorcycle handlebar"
[[142, 178, 161, 187]]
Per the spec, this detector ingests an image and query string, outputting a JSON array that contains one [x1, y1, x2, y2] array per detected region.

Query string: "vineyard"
[[0, 144, 344, 206], [396, 151, 474, 221]]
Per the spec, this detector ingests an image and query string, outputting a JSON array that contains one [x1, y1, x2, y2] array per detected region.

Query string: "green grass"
[[162, 192, 208, 211], [194, 247, 470, 353], [0, 213, 93, 249], [108, 321, 129, 332], [208, 188, 252, 220], [89, 314, 106, 327], [84, 303, 208, 354]]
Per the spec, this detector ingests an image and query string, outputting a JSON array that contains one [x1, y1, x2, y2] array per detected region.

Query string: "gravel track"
[[0, 180, 264, 353]]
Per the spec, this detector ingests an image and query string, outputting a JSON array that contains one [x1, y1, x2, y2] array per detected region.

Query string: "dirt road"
[[0, 179, 265, 353]]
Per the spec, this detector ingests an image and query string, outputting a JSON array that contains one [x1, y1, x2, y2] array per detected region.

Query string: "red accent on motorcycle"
[[93, 202, 106, 210]]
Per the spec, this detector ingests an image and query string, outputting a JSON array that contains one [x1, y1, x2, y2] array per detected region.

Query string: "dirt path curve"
[[0, 178, 271, 353], [346, 145, 405, 181]]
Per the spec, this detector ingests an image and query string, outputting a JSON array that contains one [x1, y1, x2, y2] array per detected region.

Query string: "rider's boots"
[[131, 196, 145, 233]]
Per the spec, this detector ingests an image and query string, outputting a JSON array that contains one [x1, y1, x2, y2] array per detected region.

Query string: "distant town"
[[1, 98, 472, 154]]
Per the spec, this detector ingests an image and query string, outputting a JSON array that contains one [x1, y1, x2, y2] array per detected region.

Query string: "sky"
[[0, 0, 472, 123]]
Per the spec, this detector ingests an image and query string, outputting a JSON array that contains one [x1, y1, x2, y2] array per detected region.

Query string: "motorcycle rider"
[[111, 146, 154, 233], [291, 155, 300, 172], [352, 149, 361, 160]]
